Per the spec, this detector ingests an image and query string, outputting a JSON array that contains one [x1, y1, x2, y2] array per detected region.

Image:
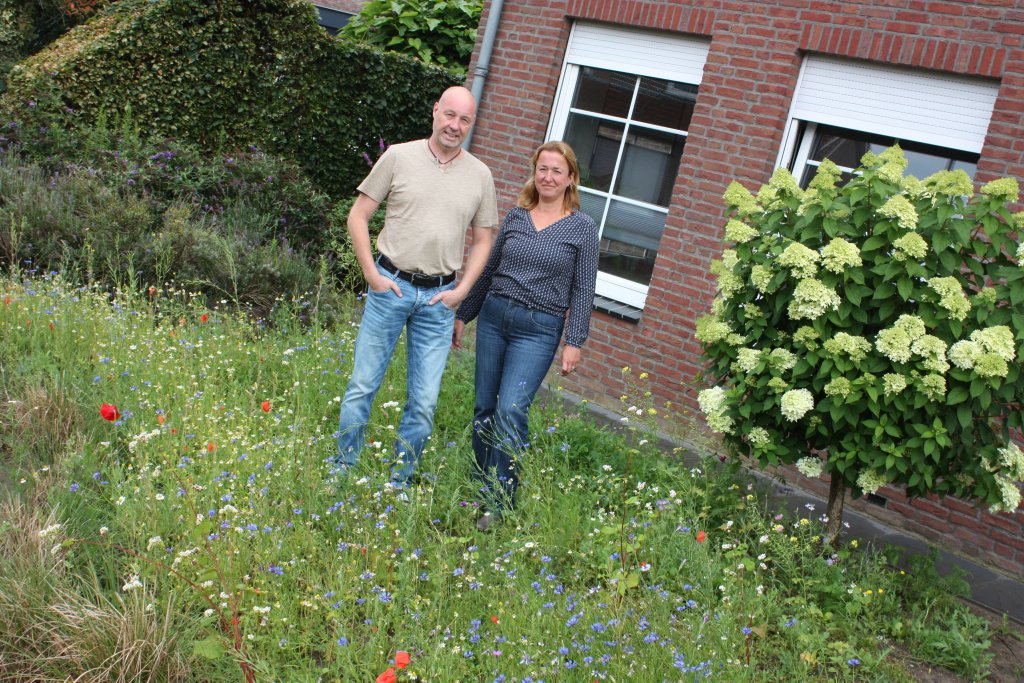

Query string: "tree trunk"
[[825, 474, 846, 549]]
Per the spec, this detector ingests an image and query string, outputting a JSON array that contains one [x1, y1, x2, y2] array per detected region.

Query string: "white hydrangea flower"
[[778, 242, 821, 279], [725, 219, 758, 244], [820, 238, 862, 273], [857, 469, 887, 495], [928, 277, 971, 320], [911, 335, 949, 374], [998, 443, 1024, 480], [882, 373, 907, 396], [796, 457, 823, 478], [989, 475, 1022, 513], [698, 387, 727, 417], [780, 389, 814, 421], [768, 348, 798, 371], [823, 333, 873, 362], [877, 195, 918, 230], [787, 279, 841, 320], [970, 326, 1016, 362], [747, 427, 770, 449], [824, 377, 852, 398], [750, 264, 774, 293], [893, 232, 928, 261], [734, 348, 763, 373]]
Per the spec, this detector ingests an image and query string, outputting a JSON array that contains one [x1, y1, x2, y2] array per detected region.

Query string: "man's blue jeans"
[[335, 264, 455, 486], [472, 295, 564, 513]]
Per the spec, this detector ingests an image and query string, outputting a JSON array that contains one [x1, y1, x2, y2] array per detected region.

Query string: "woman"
[[454, 141, 599, 531]]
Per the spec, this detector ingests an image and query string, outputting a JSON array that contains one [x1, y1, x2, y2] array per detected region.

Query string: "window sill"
[[593, 295, 642, 324]]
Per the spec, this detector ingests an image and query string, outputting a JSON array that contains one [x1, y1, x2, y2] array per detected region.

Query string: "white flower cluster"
[[980, 177, 1020, 203], [924, 169, 973, 200], [856, 469, 888, 495], [927, 277, 971, 320], [695, 314, 737, 345], [128, 428, 162, 453], [824, 377, 852, 398], [911, 335, 950, 374], [723, 181, 760, 215], [698, 387, 733, 434], [711, 257, 743, 300], [998, 443, 1024, 480], [750, 265, 773, 293], [875, 315, 926, 364], [893, 231, 928, 261], [780, 388, 814, 421], [724, 219, 758, 244], [747, 427, 770, 449], [948, 326, 1016, 378], [820, 238, 862, 273], [824, 333, 872, 362], [796, 457, 823, 478], [877, 195, 918, 230], [768, 348, 797, 371], [787, 279, 841, 321], [882, 373, 907, 396], [778, 242, 820, 279], [734, 348, 763, 374], [990, 477, 1021, 514]]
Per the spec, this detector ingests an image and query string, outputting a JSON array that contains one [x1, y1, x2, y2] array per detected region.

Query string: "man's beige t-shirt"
[[357, 139, 498, 276]]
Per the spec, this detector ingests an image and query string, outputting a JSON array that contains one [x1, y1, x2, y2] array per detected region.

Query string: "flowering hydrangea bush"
[[697, 146, 1024, 524]]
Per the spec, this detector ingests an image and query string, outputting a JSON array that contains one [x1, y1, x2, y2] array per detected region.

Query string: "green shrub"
[[339, 0, 482, 76], [4, 0, 460, 198], [697, 147, 1024, 537]]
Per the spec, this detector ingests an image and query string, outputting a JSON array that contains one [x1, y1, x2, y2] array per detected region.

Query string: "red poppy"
[[2, 295, 9, 305], [376, 667, 396, 683], [696, 530, 706, 543], [261, 401, 271, 413], [207, 442, 215, 453], [395, 651, 410, 669], [157, 414, 166, 425], [148, 286, 157, 297], [491, 615, 499, 624], [100, 403, 120, 422], [200, 313, 209, 323]]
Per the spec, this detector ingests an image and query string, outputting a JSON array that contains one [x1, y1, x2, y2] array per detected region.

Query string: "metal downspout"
[[464, 0, 505, 149]]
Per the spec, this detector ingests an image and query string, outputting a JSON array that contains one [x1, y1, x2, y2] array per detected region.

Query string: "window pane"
[[613, 127, 685, 206], [564, 113, 624, 193], [573, 67, 634, 118], [579, 190, 607, 227], [598, 199, 666, 284], [810, 132, 883, 168], [634, 78, 697, 130]]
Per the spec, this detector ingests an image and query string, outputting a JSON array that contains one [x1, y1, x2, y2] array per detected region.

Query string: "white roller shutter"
[[565, 23, 709, 84], [791, 56, 998, 153]]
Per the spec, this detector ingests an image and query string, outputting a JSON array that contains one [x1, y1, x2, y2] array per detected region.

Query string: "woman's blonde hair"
[[517, 140, 580, 212]]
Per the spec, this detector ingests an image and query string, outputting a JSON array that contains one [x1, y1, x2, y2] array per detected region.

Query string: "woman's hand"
[[452, 319, 466, 349], [560, 345, 581, 375]]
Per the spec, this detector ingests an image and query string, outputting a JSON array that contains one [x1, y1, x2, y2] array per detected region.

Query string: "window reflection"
[[564, 66, 695, 287], [802, 124, 980, 187]]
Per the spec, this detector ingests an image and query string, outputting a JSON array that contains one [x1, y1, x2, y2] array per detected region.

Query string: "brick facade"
[[465, 0, 1024, 577]]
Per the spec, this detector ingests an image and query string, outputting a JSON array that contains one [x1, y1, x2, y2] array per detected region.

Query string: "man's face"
[[431, 90, 476, 153]]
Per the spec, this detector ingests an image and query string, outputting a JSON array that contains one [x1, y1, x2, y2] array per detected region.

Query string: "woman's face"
[[534, 150, 574, 204]]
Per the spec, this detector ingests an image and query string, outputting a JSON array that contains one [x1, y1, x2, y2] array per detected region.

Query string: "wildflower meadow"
[[0, 272, 998, 681]]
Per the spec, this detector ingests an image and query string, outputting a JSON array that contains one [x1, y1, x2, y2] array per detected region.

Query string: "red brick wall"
[[466, 0, 1024, 576]]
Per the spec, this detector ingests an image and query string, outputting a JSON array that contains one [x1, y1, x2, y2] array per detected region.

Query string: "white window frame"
[[547, 23, 709, 309]]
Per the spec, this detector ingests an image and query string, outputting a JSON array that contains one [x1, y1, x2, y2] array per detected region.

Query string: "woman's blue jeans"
[[472, 295, 564, 513], [335, 264, 456, 486]]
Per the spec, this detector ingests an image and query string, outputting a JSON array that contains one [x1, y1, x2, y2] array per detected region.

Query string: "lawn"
[[0, 273, 995, 681]]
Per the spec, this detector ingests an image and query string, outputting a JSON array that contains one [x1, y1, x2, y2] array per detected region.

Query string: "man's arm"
[[348, 192, 401, 296], [430, 225, 495, 308]]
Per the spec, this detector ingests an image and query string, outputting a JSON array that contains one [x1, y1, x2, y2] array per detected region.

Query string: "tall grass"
[[0, 272, 993, 681]]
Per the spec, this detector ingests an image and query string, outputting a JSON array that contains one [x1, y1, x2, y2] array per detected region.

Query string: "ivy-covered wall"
[[5, 0, 460, 198]]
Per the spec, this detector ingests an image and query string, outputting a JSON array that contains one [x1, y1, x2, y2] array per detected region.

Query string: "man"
[[334, 85, 498, 488]]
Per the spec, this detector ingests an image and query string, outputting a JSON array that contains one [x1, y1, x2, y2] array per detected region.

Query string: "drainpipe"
[[464, 0, 505, 149]]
